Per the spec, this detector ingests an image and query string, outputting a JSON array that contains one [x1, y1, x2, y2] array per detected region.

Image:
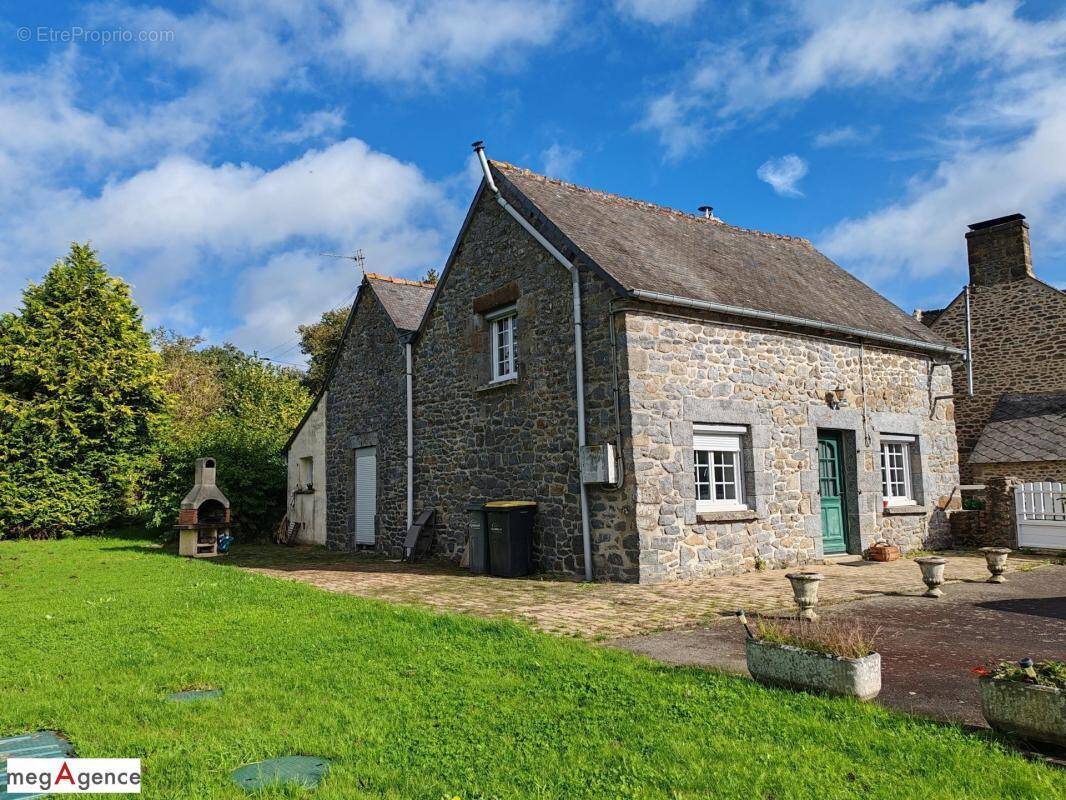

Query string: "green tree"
[[143, 344, 309, 538], [297, 305, 349, 394], [0, 244, 165, 537]]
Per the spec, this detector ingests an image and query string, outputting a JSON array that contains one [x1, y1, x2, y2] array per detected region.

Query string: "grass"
[[0, 533, 1063, 800], [751, 618, 878, 660]]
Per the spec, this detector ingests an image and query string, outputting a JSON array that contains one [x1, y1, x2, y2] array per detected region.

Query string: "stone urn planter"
[[786, 572, 824, 621], [915, 556, 948, 597], [979, 547, 1011, 583], [979, 677, 1066, 747], [746, 639, 881, 701]]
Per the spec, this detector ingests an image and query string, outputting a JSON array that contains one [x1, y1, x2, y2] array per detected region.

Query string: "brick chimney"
[[966, 213, 1033, 286]]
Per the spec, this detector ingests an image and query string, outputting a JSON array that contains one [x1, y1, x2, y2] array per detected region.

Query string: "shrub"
[[976, 660, 1066, 690], [142, 338, 309, 540], [752, 618, 878, 659]]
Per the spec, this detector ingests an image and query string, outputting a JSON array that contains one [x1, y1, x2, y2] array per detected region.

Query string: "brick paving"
[[223, 545, 1049, 640]]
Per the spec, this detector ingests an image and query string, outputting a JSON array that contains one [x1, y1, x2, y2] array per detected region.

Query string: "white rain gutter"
[[629, 289, 967, 357], [473, 141, 594, 582], [405, 339, 414, 530]]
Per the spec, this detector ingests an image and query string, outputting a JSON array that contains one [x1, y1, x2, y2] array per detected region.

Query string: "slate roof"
[[365, 273, 435, 332], [970, 392, 1066, 464], [283, 273, 434, 452], [492, 161, 953, 352]]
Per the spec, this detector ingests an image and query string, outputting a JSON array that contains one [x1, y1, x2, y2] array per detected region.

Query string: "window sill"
[[476, 377, 518, 393], [881, 504, 928, 516], [697, 509, 759, 524]]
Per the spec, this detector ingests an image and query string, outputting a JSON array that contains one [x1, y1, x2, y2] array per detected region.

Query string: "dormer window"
[[487, 305, 517, 382]]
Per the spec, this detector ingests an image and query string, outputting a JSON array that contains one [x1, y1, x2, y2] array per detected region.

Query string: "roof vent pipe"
[[698, 205, 715, 220]]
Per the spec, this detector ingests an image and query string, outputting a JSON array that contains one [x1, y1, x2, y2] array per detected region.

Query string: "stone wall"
[[413, 192, 636, 580], [930, 279, 1066, 483], [286, 391, 327, 545], [973, 460, 1066, 485], [325, 290, 409, 554], [622, 308, 960, 583]]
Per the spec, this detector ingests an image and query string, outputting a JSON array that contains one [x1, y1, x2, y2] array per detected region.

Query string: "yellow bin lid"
[[484, 500, 538, 509]]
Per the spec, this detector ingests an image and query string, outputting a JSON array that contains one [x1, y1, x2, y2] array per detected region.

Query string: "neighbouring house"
[[290, 147, 965, 583], [917, 214, 1066, 486], [284, 392, 327, 544]]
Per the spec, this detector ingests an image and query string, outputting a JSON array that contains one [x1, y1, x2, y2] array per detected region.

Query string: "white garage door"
[[354, 446, 377, 546], [1016, 482, 1066, 551]]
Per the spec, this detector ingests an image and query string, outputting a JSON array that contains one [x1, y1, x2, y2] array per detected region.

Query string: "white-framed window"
[[880, 435, 916, 506], [694, 424, 748, 512], [300, 456, 314, 487], [487, 305, 517, 382]]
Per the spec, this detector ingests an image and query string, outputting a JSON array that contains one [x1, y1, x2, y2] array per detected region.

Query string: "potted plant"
[[974, 658, 1066, 747], [738, 613, 881, 701]]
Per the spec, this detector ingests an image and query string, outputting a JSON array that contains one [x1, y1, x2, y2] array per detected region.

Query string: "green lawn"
[[1, 533, 1063, 799]]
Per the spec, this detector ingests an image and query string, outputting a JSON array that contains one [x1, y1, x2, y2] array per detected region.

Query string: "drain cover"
[[1, 731, 75, 799], [167, 688, 223, 702], [231, 756, 330, 792]]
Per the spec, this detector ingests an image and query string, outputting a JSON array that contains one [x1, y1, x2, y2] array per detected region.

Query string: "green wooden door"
[[817, 432, 848, 555]]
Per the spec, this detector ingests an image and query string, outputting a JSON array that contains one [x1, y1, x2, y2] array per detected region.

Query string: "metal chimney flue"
[[698, 205, 715, 220]]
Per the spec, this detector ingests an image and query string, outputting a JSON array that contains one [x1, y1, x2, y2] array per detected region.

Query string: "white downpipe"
[[473, 142, 594, 581], [405, 340, 414, 530]]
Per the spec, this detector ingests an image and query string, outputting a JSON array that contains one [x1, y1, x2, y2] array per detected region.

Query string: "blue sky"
[[2, 0, 1065, 364]]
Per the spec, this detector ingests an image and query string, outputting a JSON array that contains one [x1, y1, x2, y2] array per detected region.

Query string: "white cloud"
[[820, 81, 1066, 282], [329, 0, 569, 82], [615, 0, 701, 25], [0, 138, 461, 353], [813, 125, 877, 148], [641, 0, 1066, 157], [540, 143, 582, 179], [757, 154, 808, 197], [272, 108, 347, 145], [113, 0, 570, 87], [638, 92, 706, 160]]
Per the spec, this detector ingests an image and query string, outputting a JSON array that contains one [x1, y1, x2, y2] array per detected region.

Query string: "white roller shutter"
[[354, 447, 377, 545], [693, 424, 745, 452]]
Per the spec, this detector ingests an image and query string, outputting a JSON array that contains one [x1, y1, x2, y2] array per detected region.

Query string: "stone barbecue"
[[176, 457, 231, 557]]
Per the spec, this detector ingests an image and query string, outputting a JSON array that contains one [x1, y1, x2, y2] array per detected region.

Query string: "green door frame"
[[817, 431, 850, 555]]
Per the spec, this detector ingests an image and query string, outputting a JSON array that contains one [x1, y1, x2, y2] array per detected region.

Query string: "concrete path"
[[613, 565, 1066, 726]]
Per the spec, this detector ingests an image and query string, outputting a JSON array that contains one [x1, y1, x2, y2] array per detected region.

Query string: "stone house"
[[285, 273, 433, 552], [918, 214, 1066, 486], [292, 150, 965, 583]]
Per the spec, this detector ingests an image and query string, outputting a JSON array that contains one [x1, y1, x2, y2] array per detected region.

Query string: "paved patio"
[[222, 545, 1051, 640], [614, 564, 1066, 728]]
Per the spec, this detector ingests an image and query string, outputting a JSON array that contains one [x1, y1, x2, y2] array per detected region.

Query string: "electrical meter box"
[[579, 443, 617, 485]]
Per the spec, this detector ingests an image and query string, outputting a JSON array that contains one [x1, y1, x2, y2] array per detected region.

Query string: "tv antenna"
[[320, 248, 365, 273]]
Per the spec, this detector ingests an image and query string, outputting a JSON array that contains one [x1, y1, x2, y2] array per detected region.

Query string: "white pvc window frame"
[[880, 434, 916, 506], [300, 456, 314, 487], [487, 304, 517, 382], [694, 424, 748, 512]]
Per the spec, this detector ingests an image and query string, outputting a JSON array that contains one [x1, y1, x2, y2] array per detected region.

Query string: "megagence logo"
[[6, 758, 141, 794]]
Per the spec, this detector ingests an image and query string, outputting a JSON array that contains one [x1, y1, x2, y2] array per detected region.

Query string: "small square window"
[[487, 305, 517, 382], [880, 436, 916, 506], [694, 424, 748, 512]]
